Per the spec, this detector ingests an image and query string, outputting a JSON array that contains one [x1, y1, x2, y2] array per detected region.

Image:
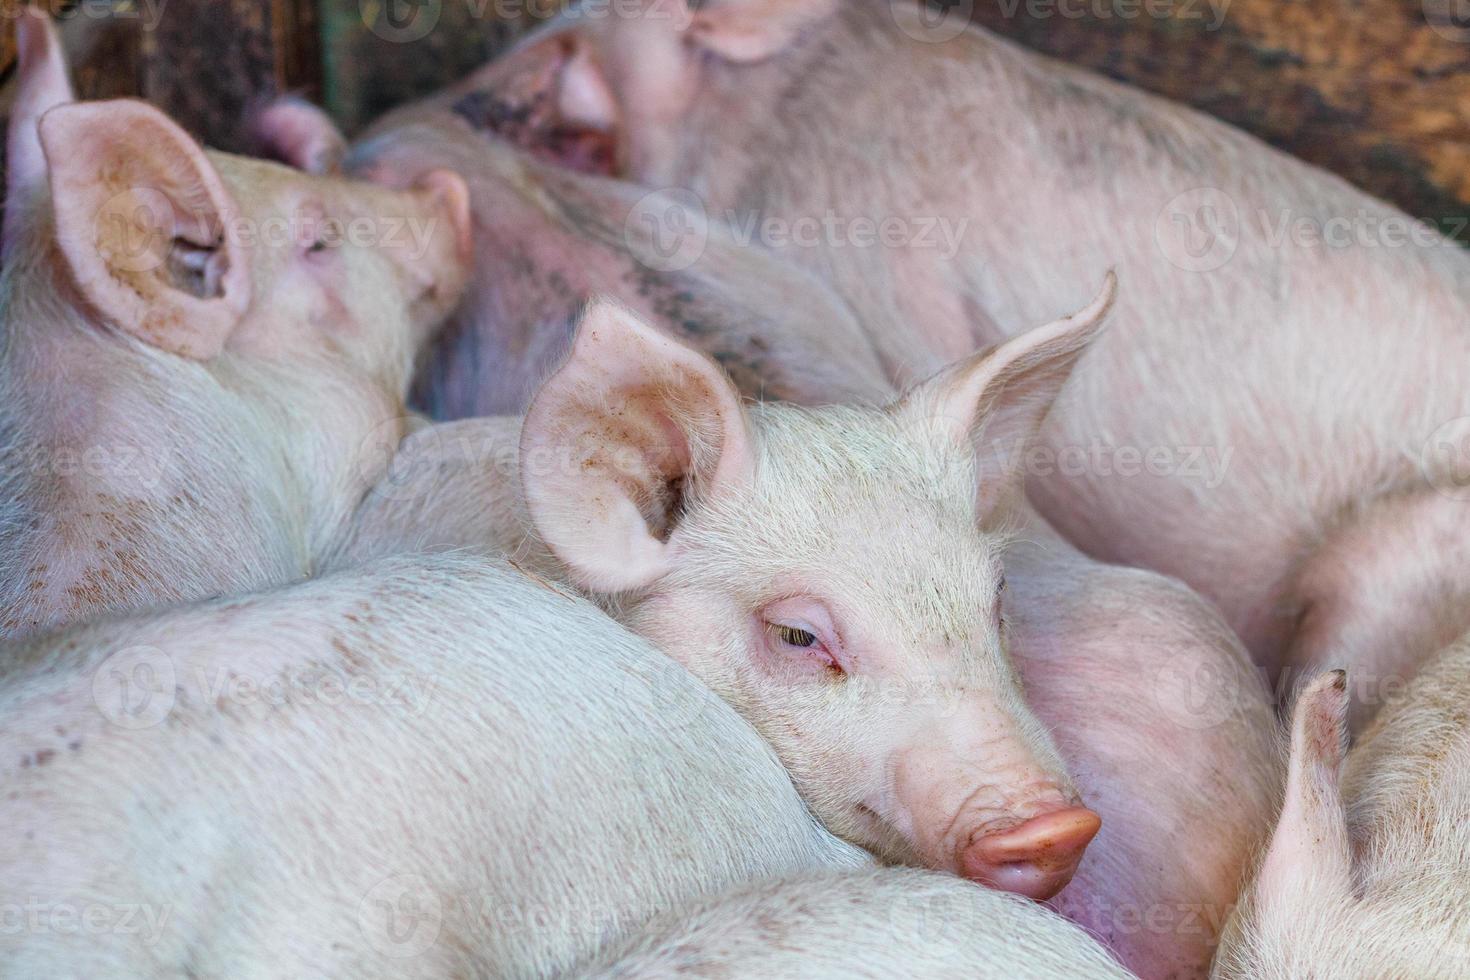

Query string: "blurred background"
[[0, 0, 1467, 240]]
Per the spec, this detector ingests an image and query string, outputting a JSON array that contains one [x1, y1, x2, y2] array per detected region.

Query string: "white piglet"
[[0, 556, 867, 978], [0, 11, 471, 639]]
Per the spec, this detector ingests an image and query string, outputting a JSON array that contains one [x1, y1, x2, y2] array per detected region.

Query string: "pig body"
[[337, 328, 1277, 978], [488, 0, 1470, 720], [336, 76, 893, 417], [579, 867, 1134, 979], [0, 554, 867, 978], [0, 12, 470, 639], [1213, 646, 1470, 978]]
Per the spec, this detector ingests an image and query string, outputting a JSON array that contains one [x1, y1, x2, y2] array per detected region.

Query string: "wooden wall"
[[0, 0, 1466, 239]]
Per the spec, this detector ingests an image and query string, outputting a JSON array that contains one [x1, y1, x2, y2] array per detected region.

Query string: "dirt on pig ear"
[[519, 298, 755, 594], [39, 100, 252, 361]]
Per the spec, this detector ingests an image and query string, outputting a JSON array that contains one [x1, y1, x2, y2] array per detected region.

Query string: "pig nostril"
[[958, 806, 1101, 902]]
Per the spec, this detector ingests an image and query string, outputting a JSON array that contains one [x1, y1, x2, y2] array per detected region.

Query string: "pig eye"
[[759, 598, 845, 677], [774, 624, 817, 648]]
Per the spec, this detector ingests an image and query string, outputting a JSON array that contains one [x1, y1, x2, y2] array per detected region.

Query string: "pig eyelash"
[[773, 624, 817, 648], [766, 622, 845, 676]]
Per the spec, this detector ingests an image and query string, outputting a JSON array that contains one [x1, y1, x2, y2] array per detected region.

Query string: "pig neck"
[[0, 262, 330, 639], [675, 3, 1470, 683]]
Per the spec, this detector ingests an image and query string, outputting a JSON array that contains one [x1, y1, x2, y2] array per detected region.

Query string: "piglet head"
[[31, 94, 469, 378], [469, 0, 836, 182], [519, 276, 1116, 900]]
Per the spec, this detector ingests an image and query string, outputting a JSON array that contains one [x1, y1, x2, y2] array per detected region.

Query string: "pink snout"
[[959, 807, 1101, 901]]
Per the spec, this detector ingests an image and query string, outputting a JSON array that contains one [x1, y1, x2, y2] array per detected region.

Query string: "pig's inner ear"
[[689, 0, 839, 63], [39, 100, 251, 361], [520, 300, 754, 593], [900, 273, 1117, 519], [251, 97, 347, 175]]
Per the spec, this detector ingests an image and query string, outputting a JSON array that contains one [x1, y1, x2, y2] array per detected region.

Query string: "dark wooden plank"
[[141, 0, 313, 151], [317, 0, 536, 133]]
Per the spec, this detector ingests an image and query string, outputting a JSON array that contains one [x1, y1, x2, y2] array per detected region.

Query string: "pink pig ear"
[[1256, 670, 1353, 903], [520, 299, 754, 593], [39, 100, 252, 361], [251, 96, 347, 175], [688, 0, 838, 63], [899, 272, 1117, 519], [3, 7, 75, 257]]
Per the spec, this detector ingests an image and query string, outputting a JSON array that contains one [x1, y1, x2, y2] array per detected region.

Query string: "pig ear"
[[39, 100, 252, 361], [689, 0, 838, 63], [520, 299, 754, 593], [3, 7, 75, 256], [1256, 670, 1353, 903], [900, 272, 1117, 518], [251, 96, 347, 175]]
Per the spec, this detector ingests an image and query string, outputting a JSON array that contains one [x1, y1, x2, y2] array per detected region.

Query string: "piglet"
[[483, 0, 1470, 732], [255, 88, 892, 417], [0, 11, 471, 639], [0, 555, 867, 976], [343, 278, 1279, 980]]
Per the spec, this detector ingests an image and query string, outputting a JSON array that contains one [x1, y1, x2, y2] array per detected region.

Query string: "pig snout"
[[887, 731, 1096, 901], [960, 806, 1101, 901]]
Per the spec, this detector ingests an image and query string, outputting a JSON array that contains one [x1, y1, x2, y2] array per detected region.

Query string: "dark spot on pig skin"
[[452, 90, 535, 135]]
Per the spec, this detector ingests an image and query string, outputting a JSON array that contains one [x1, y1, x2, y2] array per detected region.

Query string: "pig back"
[[0, 555, 866, 978]]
